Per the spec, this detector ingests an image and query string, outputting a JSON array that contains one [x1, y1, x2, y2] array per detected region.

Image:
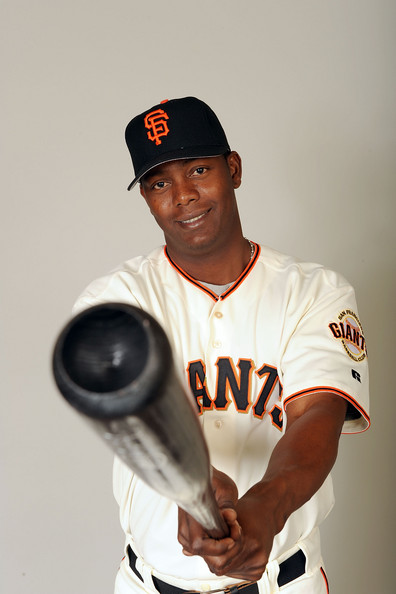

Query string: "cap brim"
[[127, 145, 229, 190]]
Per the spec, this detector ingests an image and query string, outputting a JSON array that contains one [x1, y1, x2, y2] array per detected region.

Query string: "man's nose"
[[173, 179, 199, 206]]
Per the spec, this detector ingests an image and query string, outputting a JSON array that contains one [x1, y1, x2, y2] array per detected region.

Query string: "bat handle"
[[198, 483, 231, 540]]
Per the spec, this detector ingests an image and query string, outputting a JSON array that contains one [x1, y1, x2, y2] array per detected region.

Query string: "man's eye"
[[153, 181, 166, 189], [193, 167, 207, 176]]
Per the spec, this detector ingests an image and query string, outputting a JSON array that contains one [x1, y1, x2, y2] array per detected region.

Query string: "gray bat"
[[52, 302, 228, 538]]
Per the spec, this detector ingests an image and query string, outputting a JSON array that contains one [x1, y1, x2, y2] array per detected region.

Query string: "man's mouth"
[[178, 210, 210, 224]]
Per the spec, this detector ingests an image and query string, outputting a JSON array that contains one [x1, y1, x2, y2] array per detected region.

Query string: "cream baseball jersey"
[[73, 242, 369, 587]]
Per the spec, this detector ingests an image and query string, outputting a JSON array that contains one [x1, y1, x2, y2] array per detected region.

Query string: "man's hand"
[[178, 392, 347, 581], [179, 474, 278, 580], [178, 468, 242, 569]]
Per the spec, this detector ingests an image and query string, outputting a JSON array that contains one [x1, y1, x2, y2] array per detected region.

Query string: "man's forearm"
[[243, 392, 347, 535], [178, 393, 348, 581]]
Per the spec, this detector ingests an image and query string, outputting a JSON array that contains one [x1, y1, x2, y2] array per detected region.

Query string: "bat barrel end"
[[52, 302, 172, 418]]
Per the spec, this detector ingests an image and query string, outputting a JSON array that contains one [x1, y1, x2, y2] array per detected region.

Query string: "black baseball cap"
[[125, 96, 230, 190]]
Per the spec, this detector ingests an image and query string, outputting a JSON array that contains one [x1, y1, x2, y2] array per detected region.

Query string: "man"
[[74, 97, 370, 593]]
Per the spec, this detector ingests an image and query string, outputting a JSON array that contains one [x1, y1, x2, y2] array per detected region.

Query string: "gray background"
[[2, 1, 395, 593]]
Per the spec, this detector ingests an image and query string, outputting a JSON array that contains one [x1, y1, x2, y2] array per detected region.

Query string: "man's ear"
[[226, 151, 242, 189], [139, 183, 146, 199]]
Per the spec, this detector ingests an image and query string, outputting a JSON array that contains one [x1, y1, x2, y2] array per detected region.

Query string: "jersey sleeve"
[[72, 269, 142, 315], [280, 270, 369, 433], [72, 271, 145, 503]]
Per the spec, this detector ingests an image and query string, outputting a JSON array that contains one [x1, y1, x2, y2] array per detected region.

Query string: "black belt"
[[127, 545, 306, 593]]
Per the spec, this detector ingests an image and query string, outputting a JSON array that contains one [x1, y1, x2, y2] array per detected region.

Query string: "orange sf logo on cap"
[[144, 109, 169, 145]]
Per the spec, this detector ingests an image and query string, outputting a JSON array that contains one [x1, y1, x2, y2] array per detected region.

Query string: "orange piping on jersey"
[[220, 242, 260, 299], [284, 386, 370, 433], [320, 568, 329, 593], [164, 242, 260, 301], [164, 247, 218, 301]]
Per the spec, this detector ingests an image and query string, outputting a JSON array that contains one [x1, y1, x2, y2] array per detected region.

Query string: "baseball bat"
[[52, 302, 228, 539]]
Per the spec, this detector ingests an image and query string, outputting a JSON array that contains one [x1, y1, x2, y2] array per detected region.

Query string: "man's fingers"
[[182, 535, 236, 557]]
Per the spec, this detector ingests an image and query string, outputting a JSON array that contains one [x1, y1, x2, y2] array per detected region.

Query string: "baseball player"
[[73, 97, 370, 593]]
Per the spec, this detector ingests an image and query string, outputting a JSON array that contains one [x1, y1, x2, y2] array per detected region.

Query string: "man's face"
[[139, 152, 242, 258]]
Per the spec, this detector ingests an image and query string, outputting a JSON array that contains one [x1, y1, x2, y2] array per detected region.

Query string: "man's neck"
[[166, 237, 252, 285]]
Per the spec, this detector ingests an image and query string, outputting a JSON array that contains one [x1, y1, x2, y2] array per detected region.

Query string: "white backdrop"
[[2, 1, 395, 593]]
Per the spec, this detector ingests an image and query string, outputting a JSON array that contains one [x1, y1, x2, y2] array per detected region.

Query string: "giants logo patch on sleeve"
[[329, 310, 367, 362]]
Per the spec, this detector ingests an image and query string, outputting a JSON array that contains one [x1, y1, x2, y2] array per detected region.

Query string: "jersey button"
[[214, 311, 223, 318], [213, 340, 222, 348], [215, 420, 223, 429], [201, 586, 211, 592]]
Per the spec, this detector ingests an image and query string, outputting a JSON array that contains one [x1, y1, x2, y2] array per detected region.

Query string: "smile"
[[178, 210, 210, 224]]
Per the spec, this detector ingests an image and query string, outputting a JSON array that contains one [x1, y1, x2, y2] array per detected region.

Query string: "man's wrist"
[[241, 476, 294, 535]]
